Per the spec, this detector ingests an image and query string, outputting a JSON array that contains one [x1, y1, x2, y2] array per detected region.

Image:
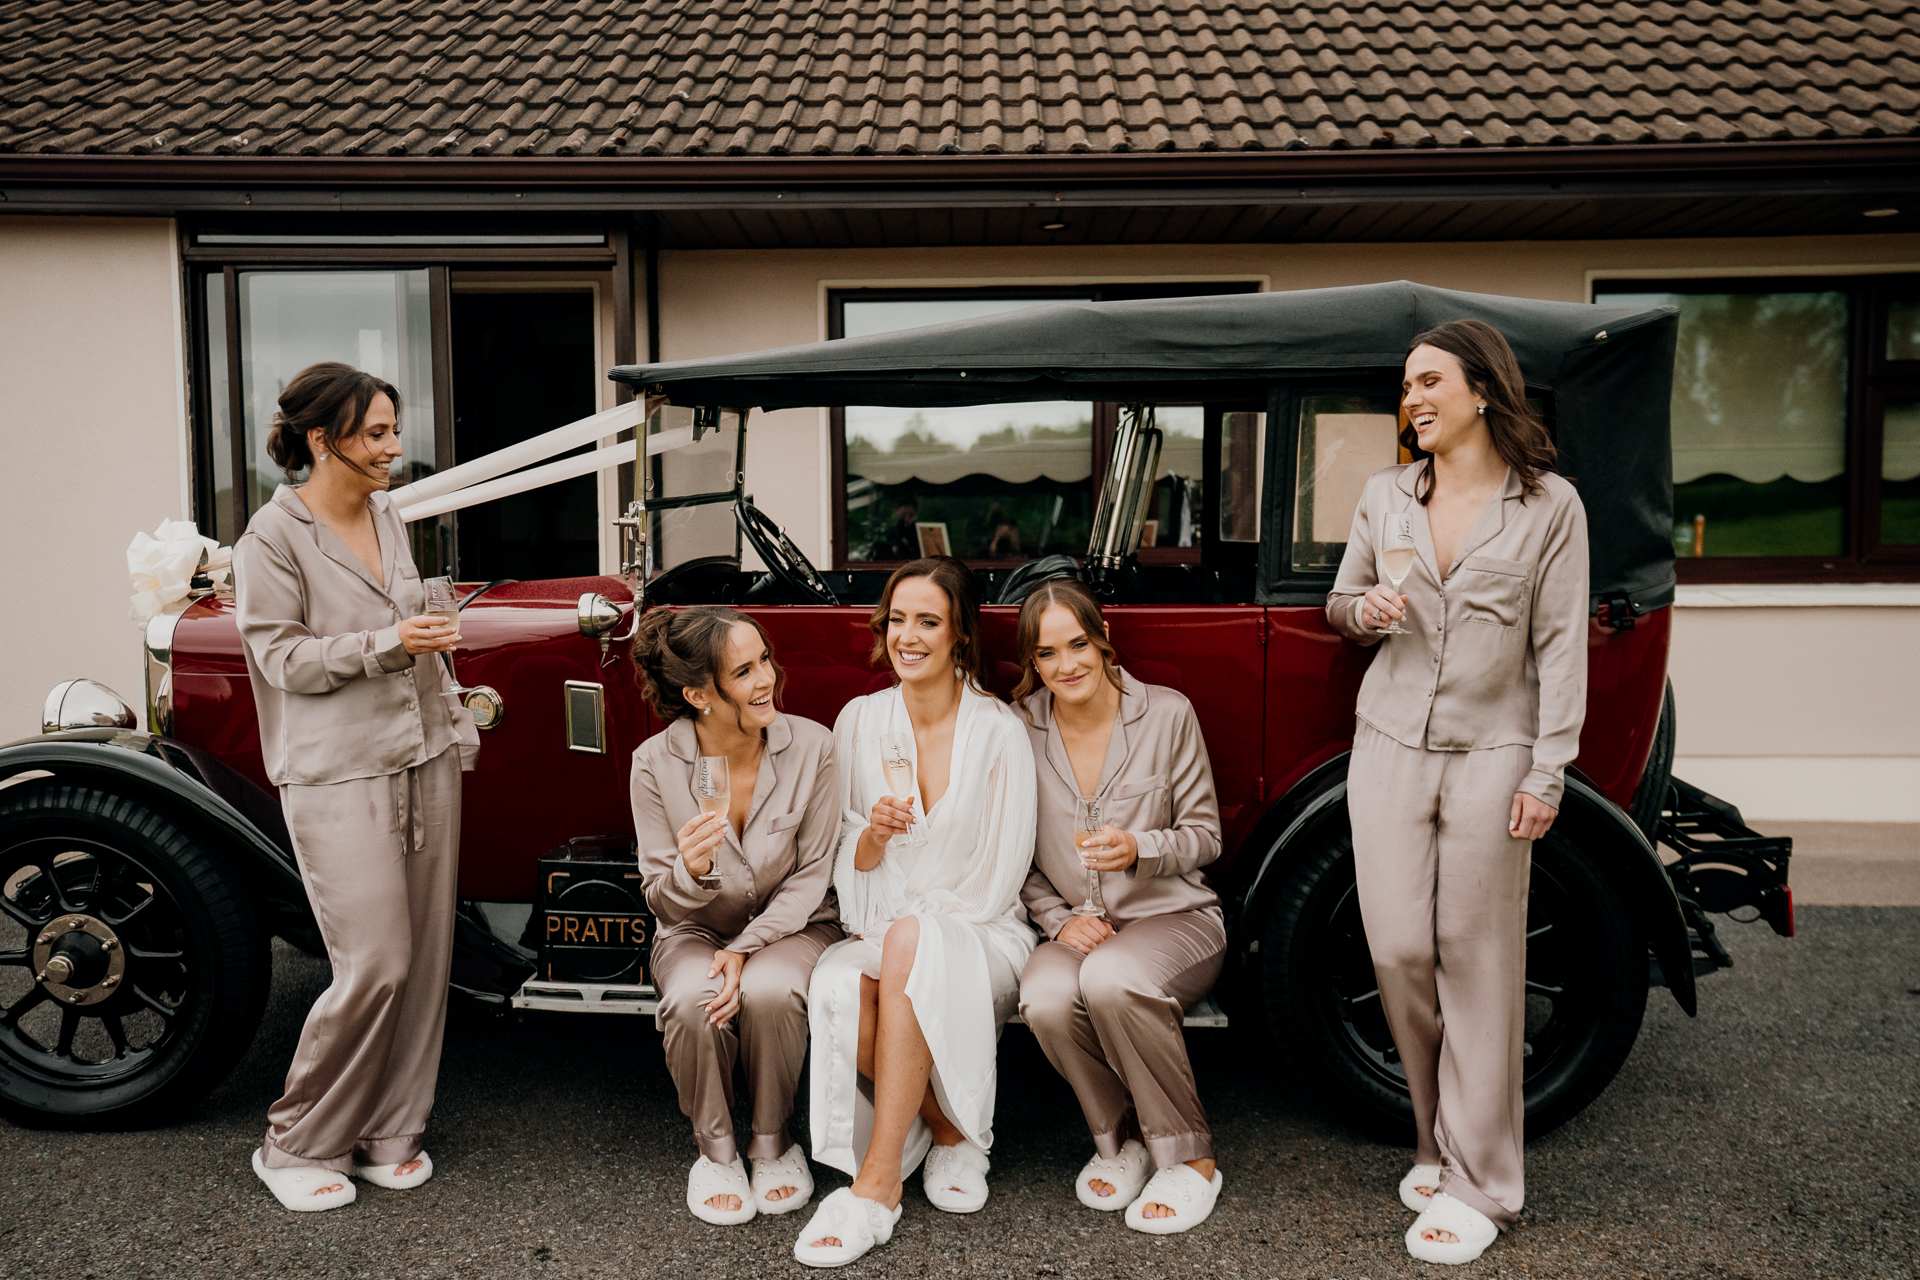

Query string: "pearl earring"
[[1477, 404, 1486, 416], [317, 452, 328, 460], [702, 705, 712, 715]]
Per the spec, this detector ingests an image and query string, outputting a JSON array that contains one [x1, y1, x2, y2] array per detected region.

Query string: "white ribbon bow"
[[127, 519, 230, 627]]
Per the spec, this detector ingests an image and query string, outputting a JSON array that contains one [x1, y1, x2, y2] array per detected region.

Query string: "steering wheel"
[[735, 500, 840, 605]]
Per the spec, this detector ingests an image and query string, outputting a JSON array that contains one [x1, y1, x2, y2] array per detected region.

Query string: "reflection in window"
[[1889, 299, 1920, 362], [236, 271, 437, 522], [845, 401, 1093, 561], [1291, 395, 1402, 573], [1600, 290, 1847, 558], [841, 294, 1100, 564], [1143, 406, 1203, 549], [1218, 411, 1264, 543], [1883, 400, 1920, 545]]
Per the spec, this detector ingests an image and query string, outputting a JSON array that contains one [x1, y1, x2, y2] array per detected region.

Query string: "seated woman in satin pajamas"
[[233, 361, 478, 1213], [628, 606, 842, 1226], [1330, 318, 1589, 1265], [1012, 579, 1228, 1236]]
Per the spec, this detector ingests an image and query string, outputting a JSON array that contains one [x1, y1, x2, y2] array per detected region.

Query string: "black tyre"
[[1627, 678, 1676, 845], [0, 781, 270, 1126], [1260, 819, 1647, 1141]]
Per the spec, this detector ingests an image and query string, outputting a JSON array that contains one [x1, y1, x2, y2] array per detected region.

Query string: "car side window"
[[1290, 394, 1404, 574]]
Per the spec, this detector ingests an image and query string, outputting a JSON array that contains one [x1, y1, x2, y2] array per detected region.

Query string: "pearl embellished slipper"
[[1075, 1138, 1151, 1211], [252, 1147, 356, 1213], [793, 1186, 902, 1268], [752, 1143, 815, 1215], [354, 1151, 433, 1190], [1124, 1163, 1223, 1235], [1399, 1161, 1442, 1212], [922, 1137, 991, 1213], [686, 1154, 756, 1225], [1405, 1191, 1500, 1265]]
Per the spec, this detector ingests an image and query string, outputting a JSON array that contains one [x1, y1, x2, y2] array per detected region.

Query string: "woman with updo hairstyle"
[[232, 361, 477, 1213], [792, 557, 1037, 1268], [1012, 579, 1228, 1235], [627, 606, 842, 1227]]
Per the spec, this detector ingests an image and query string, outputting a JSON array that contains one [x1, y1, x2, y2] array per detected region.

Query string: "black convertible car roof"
[[610, 281, 1679, 611]]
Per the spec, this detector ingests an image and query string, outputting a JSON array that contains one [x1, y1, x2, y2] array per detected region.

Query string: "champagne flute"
[[1071, 796, 1107, 919], [1377, 514, 1416, 635], [878, 732, 925, 847], [422, 575, 475, 694], [693, 755, 730, 887]]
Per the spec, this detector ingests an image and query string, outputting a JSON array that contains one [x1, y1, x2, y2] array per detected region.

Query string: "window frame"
[[1593, 272, 1920, 583], [824, 282, 1259, 569]]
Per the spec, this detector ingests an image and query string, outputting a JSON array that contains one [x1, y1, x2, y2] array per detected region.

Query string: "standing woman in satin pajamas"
[[233, 361, 478, 1212], [1014, 580, 1228, 1236], [1328, 319, 1588, 1265], [628, 606, 842, 1226]]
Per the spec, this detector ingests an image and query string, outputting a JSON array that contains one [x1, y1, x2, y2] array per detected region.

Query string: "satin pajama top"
[[1326, 460, 1590, 809]]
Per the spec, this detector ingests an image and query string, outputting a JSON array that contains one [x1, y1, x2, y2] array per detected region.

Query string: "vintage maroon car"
[[2, 283, 1791, 1140]]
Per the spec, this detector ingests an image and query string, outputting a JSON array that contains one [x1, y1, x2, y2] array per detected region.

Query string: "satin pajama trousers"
[[1347, 721, 1534, 1229], [1018, 909, 1226, 1168], [263, 746, 461, 1174], [652, 919, 843, 1165]]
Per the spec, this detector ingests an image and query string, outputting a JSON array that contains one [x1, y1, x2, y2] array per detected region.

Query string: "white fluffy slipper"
[[922, 1137, 991, 1213], [686, 1154, 757, 1226], [1399, 1161, 1442, 1213], [353, 1151, 433, 1190], [1076, 1139, 1151, 1211], [252, 1147, 356, 1213], [752, 1144, 815, 1215], [793, 1186, 903, 1268], [1124, 1163, 1223, 1235], [1405, 1191, 1500, 1265]]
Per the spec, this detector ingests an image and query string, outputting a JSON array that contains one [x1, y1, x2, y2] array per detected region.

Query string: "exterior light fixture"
[[1041, 221, 1068, 231], [1864, 207, 1899, 217]]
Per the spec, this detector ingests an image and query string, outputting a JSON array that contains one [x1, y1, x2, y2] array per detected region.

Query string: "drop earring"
[[702, 705, 712, 715], [317, 452, 328, 460], [1477, 403, 1486, 416]]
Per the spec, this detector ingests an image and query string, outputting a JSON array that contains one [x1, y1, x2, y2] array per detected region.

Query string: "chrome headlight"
[[145, 611, 181, 737], [43, 679, 138, 733]]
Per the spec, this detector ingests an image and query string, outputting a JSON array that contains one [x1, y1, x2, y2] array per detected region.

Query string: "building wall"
[[0, 217, 188, 740]]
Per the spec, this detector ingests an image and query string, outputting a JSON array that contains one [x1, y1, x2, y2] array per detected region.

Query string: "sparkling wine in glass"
[[1071, 796, 1107, 919], [878, 732, 925, 847], [694, 755, 730, 887], [422, 576, 474, 693], [1377, 514, 1416, 635]]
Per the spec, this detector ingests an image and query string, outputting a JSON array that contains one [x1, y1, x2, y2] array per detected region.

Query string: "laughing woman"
[[793, 557, 1038, 1268], [1014, 580, 1227, 1236], [629, 607, 842, 1227], [1329, 319, 1589, 1265]]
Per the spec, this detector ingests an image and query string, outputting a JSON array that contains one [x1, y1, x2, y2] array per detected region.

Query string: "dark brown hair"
[[868, 556, 986, 693], [1401, 319, 1556, 503], [266, 361, 403, 481], [631, 606, 785, 730], [1011, 579, 1123, 716]]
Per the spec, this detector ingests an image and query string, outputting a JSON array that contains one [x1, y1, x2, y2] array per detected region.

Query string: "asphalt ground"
[[4, 902, 1916, 1280]]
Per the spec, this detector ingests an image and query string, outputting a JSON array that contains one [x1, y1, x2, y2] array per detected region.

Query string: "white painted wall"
[[0, 217, 189, 739]]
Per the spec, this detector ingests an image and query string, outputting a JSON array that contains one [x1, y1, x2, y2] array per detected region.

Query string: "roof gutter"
[[2, 139, 1917, 194]]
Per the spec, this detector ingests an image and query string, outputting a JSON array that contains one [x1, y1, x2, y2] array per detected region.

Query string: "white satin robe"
[[807, 683, 1038, 1179]]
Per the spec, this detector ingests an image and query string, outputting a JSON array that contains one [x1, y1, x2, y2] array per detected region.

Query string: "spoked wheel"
[[1262, 823, 1647, 1140], [0, 782, 269, 1126]]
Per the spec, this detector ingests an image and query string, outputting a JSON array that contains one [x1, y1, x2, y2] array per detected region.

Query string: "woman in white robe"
[[794, 557, 1037, 1267]]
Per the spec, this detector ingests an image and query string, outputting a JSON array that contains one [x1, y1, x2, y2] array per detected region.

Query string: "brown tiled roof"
[[1, 0, 1916, 160]]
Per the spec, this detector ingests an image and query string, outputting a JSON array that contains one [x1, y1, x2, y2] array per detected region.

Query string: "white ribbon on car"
[[127, 519, 229, 627]]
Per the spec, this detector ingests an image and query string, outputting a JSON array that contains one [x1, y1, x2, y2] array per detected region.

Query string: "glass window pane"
[[1882, 399, 1920, 545], [1218, 410, 1264, 542], [1291, 394, 1402, 573], [840, 295, 1097, 564], [236, 270, 437, 522], [1142, 405, 1203, 548], [1600, 289, 1847, 558], [1888, 298, 1920, 362], [649, 404, 740, 571], [202, 275, 236, 546]]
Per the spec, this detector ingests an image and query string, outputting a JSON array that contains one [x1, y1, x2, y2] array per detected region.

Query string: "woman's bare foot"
[[1139, 1158, 1215, 1219], [393, 1157, 424, 1179], [811, 1179, 902, 1249]]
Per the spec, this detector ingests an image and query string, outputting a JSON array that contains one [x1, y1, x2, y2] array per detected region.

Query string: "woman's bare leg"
[[850, 917, 932, 1207]]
